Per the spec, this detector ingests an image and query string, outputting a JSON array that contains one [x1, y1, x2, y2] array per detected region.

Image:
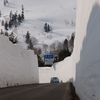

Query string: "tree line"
[[1, 5, 25, 31], [38, 32, 75, 66], [44, 23, 51, 32], [43, 32, 75, 62], [25, 31, 41, 55]]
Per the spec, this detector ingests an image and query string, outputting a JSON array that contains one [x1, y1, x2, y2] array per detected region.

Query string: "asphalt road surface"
[[0, 83, 79, 100]]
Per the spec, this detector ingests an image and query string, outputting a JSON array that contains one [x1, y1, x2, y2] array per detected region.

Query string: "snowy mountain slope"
[[0, 35, 39, 88], [0, 0, 76, 48]]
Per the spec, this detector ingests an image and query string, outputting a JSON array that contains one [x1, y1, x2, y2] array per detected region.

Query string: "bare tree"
[[49, 40, 64, 55], [43, 44, 48, 52], [30, 37, 38, 46], [27, 36, 38, 50], [50, 42, 57, 52], [56, 41, 63, 52], [28, 39, 33, 50], [33, 48, 41, 55]]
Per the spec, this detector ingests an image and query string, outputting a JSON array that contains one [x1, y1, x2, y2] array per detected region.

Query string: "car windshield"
[[53, 77, 58, 79]]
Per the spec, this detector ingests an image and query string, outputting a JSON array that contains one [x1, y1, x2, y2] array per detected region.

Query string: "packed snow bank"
[[0, 35, 39, 88], [40, 0, 100, 100], [74, 1, 100, 100], [39, 57, 74, 83]]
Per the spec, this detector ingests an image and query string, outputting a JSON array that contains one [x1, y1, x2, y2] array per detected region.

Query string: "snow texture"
[[74, 0, 100, 100], [0, 0, 76, 48], [0, 35, 39, 88], [39, 0, 100, 100]]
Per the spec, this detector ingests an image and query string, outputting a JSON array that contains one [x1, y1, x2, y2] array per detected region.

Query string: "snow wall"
[[74, 0, 100, 100], [39, 0, 100, 100], [0, 35, 39, 88], [39, 57, 74, 83]]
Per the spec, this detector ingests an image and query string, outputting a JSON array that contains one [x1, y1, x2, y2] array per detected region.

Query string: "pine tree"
[[9, 11, 12, 19], [6, 0, 8, 3], [44, 23, 48, 32], [4, 0, 6, 6], [71, 32, 75, 41], [48, 24, 50, 32], [14, 13, 17, 21], [22, 5, 24, 11], [37, 55, 44, 67], [9, 20, 12, 28], [14, 20, 17, 28], [21, 13, 24, 20], [25, 31, 30, 43], [0, 29, 3, 34], [18, 14, 22, 23], [63, 38, 68, 49], [5, 21, 8, 30], [1, 20, 4, 26], [58, 47, 71, 61]]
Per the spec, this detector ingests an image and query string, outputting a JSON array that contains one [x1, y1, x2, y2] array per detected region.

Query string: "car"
[[50, 77, 60, 83]]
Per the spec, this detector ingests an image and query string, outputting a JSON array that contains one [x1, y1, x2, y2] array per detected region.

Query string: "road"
[[0, 83, 79, 100]]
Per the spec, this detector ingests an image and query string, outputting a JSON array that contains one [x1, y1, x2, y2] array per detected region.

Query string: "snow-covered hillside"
[[0, 0, 76, 48]]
